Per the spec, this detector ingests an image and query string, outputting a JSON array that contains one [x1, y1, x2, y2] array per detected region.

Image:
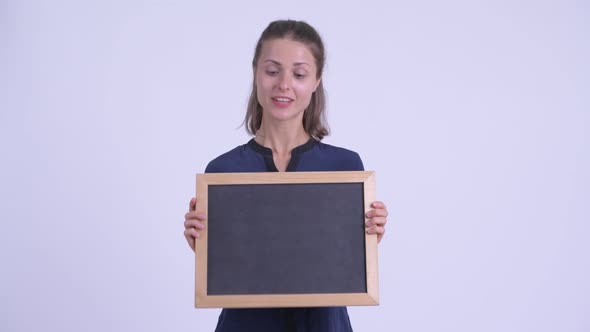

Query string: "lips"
[[272, 97, 293, 102], [271, 96, 293, 108]]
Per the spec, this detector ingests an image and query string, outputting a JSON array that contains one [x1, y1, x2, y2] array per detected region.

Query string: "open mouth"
[[272, 97, 293, 107], [272, 97, 293, 102]]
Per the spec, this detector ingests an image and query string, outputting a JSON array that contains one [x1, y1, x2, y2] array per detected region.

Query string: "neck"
[[255, 119, 310, 156]]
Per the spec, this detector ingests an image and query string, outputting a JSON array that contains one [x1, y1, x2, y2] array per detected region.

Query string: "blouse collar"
[[247, 137, 317, 156]]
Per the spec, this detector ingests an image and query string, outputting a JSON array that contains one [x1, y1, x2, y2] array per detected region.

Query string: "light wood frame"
[[195, 171, 379, 308]]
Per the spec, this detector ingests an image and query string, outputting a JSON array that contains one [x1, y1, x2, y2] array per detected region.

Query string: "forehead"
[[259, 38, 316, 67]]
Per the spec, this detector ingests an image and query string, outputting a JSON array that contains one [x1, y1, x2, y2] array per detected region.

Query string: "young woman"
[[183, 20, 388, 332]]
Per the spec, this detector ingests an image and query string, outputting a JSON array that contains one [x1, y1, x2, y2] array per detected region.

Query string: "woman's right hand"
[[184, 197, 206, 252]]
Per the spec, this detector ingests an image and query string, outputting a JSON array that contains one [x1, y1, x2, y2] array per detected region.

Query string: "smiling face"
[[255, 38, 321, 125]]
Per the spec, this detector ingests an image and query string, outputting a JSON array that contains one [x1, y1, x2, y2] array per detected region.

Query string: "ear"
[[313, 77, 322, 93]]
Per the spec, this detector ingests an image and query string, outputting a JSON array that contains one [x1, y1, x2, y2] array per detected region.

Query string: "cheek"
[[295, 83, 316, 101], [255, 80, 269, 104], [256, 77, 275, 96]]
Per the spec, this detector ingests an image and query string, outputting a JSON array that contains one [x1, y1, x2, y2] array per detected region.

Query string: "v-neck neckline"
[[247, 138, 317, 172]]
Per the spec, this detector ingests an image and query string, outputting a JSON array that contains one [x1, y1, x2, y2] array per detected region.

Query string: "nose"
[[277, 72, 291, 91]]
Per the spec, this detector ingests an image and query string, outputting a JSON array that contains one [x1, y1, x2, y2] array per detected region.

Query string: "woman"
[[183, 20, 388, 332]]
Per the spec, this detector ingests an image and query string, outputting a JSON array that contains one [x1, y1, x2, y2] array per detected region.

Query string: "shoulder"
[[301, 141, 364, 171], [316, 141, 360, 157], [204, 143, 251, 173]]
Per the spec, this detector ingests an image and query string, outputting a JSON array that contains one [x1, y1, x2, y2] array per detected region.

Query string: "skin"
[[254, 38, 321, 171], [184, 38, 388, 251]]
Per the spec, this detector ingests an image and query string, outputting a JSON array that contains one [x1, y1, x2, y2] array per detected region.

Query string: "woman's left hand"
[[365, 201, 388, 243]]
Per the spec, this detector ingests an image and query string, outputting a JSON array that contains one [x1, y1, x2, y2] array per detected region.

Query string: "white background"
[[1, 0, 588, 331]]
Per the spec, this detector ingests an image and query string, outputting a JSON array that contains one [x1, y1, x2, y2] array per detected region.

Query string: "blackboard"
[[195, 171, 379, 308]]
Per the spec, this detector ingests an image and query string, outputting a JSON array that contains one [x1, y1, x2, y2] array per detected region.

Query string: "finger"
[[366, 226, 385, 235], [189, 197, 197, 212], [185, 211, 207, 221], [366, 208, 388, 218], [371, 201, 387, 209], [184, 229, 198, 251], [184, 227, 201, 239], [184, 220, 205, 230], [365, 217, 387, 227]]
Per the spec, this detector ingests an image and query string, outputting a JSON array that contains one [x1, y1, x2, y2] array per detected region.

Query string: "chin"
[[264, 107, 303, 122], [263, 105, 303, 120]]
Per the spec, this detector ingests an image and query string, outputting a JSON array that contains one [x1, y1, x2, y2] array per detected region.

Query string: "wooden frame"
[[195, 171, 379, 308]]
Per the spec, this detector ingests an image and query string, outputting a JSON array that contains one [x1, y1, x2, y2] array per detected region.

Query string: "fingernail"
[[366, 221, 373, 227]]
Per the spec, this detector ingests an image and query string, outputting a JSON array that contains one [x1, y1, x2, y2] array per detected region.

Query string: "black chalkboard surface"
[[195, 171, 379, 308]]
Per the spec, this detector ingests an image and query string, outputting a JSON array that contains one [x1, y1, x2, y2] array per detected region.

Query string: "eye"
[[265, 66, 279, 76], [294, 73, 306, 79]]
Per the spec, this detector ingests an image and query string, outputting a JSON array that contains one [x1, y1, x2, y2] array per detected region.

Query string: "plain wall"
[[1, 0, 588, 331]]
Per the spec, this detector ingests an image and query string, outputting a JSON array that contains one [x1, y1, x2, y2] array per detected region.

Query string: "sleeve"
[[204, 155, 231, 173], [204, 160, 219, 173], [352, 152, 365, 171]]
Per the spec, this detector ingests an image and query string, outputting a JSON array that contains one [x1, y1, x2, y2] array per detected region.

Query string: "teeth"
[[274, 97, 291, 102]]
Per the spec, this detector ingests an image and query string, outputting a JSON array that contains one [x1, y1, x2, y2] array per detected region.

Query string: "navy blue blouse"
[[205, 138, 364, 332]]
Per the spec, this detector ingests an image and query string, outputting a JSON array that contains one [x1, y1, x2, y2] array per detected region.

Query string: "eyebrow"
[[263, 59, 310, 67]]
